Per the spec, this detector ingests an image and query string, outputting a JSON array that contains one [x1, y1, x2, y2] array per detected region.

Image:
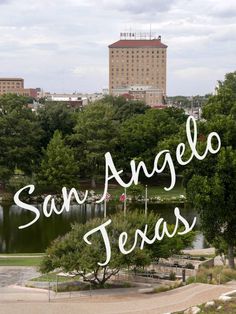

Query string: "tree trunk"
[[91, 177, 96, 188], [228, 244, 235, 269]]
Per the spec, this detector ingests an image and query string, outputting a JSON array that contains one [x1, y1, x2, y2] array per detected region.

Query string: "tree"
[[40, 210, 194, 286], [185, 71, 236, 268], [127, 183, 144, 201], [187, 147, 236, 268], [0, 94, 43, 184], [37, 102, 77, 148], [71, 103, 119, 187], [118, 108, 186, 170], [0, 93, 29, 113], [113, 100, 149, 122], [37, 130, 79, 192]]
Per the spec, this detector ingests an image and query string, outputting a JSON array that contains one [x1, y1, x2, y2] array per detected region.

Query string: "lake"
[[0, 202, 208, 253]]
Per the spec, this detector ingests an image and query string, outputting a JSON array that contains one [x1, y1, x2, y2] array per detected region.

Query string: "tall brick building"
[[108, 34, 167, 106]]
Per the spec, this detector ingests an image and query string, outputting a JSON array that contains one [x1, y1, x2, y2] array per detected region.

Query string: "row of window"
[[111, 75, 165, 79], [0, 82, 22, 86], [111, 84, 165, 90], [111, 58, 165, 63], [111, 80, 165, 85], [111, 54, 165, 58], [112, 67, 160, 70], [111, 50, 165, 54]]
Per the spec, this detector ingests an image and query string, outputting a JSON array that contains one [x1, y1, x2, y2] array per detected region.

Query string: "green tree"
[[38, 130, 79, 192], [40, 210, 194, 286], [118, 108, 186, 170], [127, 183, 144, 201], [71, 103, 118, 187], [187, 147, 236, 268], [185, 71, 236, 268], [113, 100, 149, 122], [0, 94, 42, 184], [37, 102, 77, 148]]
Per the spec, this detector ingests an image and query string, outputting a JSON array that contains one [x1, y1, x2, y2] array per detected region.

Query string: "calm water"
[[0, 202, 207, 253]]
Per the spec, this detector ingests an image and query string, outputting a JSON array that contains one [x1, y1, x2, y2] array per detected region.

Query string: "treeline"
[[1, 71, 236, 267], [167, 95, 210, 108], [0, 93, 187, 192]]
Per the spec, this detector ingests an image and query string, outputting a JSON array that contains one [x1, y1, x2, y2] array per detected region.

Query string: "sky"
[[0, 0, 235, 96]]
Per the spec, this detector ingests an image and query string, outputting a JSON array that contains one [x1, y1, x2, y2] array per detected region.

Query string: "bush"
[[185, 263, 195, 269], [169, 271, 176, 280], [154, 282, 183, 294], [186, 266, 236, 285], [154, 285, 170, 293], [7, 174, 34, 192]]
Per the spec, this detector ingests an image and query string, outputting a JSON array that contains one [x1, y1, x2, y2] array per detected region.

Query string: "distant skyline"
[[0, 0, 235, 96]]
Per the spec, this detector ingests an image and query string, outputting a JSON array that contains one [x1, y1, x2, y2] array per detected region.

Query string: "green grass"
[[97, 184, 185, 199], [0, 253, 44, 257], [0, 255, 43, 266], [54, 281, 133, 293], [29, 273, 134, 292], [187, 266, 236, 285], [153, 282, 183, 294], [31, 273, 80, 282]]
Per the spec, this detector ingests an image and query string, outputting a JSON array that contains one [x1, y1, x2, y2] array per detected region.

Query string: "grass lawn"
[[0, 254, 44, 266], [97, 184, 185, 199], [31, 273, 80, 282]]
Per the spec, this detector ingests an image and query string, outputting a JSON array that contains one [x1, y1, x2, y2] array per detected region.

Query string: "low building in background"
[[0, 77, 39, 98], [46, 93, 86, 108], [112, 85, 165, 107], [45, 92, 103, 108], [14, 88, 38, 98]]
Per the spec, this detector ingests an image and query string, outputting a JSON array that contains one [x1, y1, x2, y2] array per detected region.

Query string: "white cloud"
[[73, 65, 108, 77], [101, 0, 176, 14], [0, 0, 235, 95]]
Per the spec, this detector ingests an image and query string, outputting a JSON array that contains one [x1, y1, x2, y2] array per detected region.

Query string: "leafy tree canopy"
[[185, 71, 236, 268], [0, 94, 42, 181], [37, 102, 77, 148], [71, 102, 119, 186], [37, 130, 79, 192], [40, 210, 194, 286]]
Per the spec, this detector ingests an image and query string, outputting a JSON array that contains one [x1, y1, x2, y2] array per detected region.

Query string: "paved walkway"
[[1, 266, 236, 313], [0, 282, 236, 314], [0, 266, 39, 287]]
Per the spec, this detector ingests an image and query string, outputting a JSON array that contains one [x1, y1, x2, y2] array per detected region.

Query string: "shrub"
[[154, 285, 170, 293], [169, 271, 176, 281], [185, 263, 195, 269], [186, 266, 236, 285]]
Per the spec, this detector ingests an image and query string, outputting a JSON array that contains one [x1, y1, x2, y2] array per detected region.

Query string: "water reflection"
[[0, 202, 207, 253]]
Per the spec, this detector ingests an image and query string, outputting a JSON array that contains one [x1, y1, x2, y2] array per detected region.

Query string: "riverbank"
[[0, 181, 186, 203]]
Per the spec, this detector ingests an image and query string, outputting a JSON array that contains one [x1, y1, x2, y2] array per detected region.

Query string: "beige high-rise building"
[[108, 34, 167, 105]]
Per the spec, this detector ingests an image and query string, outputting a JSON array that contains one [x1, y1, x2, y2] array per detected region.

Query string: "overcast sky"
[[0, 0, 235, 95]]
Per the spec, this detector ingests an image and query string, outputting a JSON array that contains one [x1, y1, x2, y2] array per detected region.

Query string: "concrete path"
[[1, 266, 236, 314], [0, 266, 39, 287], [0, 282, 236, 314]]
